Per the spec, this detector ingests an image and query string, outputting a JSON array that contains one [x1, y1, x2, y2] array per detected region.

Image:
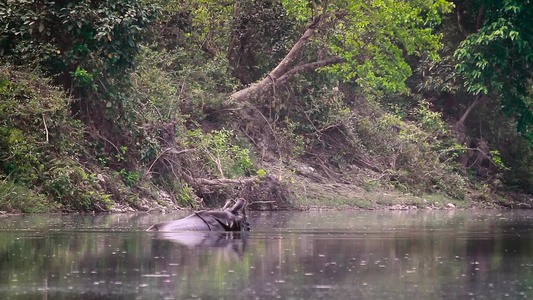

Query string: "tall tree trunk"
[[455, 95, 485, 142], [456, 95, 485, 128], [455, 94, 486, 167]]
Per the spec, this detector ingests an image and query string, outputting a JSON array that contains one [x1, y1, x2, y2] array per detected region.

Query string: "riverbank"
[[98, 176, 530, 213], [2, 55, 532, 214], [2, 174, 529, 215], [240, 163, 531, 211]]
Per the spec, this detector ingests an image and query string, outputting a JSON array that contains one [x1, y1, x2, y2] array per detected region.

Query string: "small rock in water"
[[446, 203, 456, 209]]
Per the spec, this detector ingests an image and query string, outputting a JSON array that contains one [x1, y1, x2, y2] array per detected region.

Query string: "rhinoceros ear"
[[230, 198, 246, 214]]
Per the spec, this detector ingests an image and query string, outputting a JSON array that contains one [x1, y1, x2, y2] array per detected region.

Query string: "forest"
[[1, 0, 532, 213]]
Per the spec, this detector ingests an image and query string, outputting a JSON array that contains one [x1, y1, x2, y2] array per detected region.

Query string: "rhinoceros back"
[[146, 200, 250, 232], [146, 214, 212, 232]]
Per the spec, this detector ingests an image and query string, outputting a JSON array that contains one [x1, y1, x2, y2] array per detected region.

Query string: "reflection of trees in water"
[[146, 232, 253, 299], [238, 210, 533, 299], [460, 219, 533, 298], [247, 211, 293, 229], [0, 211, 532, 299], [0, 212, 188, 231], [151, 231, 247, 260]]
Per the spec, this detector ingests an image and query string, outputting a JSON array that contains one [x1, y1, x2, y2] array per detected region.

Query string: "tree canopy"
[[0, 0, 157, 88], [232, 0, 453, 101]]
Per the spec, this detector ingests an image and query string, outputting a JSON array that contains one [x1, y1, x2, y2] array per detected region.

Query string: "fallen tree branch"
[[195, 176, 259, 187], [316, 122, 343, 134], [249, 200, 276, 205]]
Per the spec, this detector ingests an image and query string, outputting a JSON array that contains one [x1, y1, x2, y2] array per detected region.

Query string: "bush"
[[187, 128, 254, 178], [0, 68, 114, 211], [0, 180, 60, 213]]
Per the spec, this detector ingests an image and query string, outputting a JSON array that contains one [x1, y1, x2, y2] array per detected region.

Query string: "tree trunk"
[[456, 95, 485, 129], [230, 14, 345, 102], [455, 94, 486, 167]]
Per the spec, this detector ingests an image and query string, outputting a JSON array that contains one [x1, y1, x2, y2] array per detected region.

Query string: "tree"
[[231, 0, 453, 102], [228, 0, 295, 85], [0, 0, 157, 90], [454, 0, 533, 140]]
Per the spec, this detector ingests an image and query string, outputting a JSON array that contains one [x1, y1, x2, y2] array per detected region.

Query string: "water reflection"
[[0, 210, 532, 299], [150, 231, 247, 260]]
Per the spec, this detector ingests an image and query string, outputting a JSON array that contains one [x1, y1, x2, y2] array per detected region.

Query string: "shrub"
[[187, 128, 254, 178], [0, 68, 114, 211]]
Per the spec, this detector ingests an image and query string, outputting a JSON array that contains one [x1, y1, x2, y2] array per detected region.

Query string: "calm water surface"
[[0, 210, 532, 299]]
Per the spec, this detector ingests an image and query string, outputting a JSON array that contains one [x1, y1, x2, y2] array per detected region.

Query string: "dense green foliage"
[[0, 69, 111, 212], [0, 0, 156, 83], [418, 0, 533, 194], [1, 0, 532, 212], [455, 0, 533, 138]]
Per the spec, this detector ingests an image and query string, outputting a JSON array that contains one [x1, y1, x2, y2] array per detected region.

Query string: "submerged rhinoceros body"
[[147, 198, 249, 232]]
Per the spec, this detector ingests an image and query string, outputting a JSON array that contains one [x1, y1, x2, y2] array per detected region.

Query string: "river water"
[[0, 209, 532, 300]]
